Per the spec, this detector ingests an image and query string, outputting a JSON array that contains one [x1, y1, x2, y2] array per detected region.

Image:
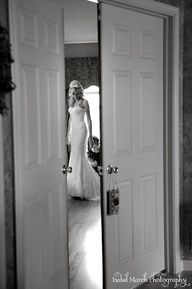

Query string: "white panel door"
[[13, 0, 68, 288], [100, 3, 164, 288]]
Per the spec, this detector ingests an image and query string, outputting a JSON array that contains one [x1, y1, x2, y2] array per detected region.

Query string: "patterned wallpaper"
[[65, 57, 99, 90], [180, 0, 192, 260]]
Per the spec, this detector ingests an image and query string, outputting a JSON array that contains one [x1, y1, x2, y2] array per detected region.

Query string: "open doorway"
[[9, 0, 180, 287], [63, 1, 103, 289]]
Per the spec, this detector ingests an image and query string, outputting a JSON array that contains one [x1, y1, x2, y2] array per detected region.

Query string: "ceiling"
[[53, 0, 98, 43]]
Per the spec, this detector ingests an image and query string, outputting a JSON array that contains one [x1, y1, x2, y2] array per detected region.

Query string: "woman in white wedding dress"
[[66, 80, 100, 201]]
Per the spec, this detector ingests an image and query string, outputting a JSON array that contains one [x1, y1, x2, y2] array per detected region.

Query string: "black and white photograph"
[[1, 0, 192, 289]]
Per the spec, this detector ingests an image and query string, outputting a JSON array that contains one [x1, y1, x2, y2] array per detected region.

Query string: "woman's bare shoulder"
[[68, 97, 75, 107], [82, 98, 89, 107]]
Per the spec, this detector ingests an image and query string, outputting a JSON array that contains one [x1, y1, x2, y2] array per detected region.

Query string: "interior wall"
[[0, 0, 16, 288], [63, 0, 97, 43], [181, 0, 192, 260], [65, 43, 98, 58], [65, 57, 99, 89]]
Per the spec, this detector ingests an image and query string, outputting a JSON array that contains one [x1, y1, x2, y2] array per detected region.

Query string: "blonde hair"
[[69, 80, 83, 91], [69, 80, 84, 100]]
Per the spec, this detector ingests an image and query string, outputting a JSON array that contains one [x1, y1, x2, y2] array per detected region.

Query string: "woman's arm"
[[66, 116, 72, 145], [84, 99, 93, 148], [68, 95, 75, 107]]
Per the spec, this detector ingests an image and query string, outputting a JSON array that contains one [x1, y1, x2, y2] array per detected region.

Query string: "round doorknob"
[[68, 166, 72, 173], [113, 167, 119, 174], [62, 165, 72, 174], [106, 165, 119, 174], [107, 165, 113, 174]]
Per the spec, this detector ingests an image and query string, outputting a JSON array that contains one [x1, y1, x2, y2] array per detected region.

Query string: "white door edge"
[[0, 117, 6, 289], [99, 0, 181, 275], [8, 0, 25, 286]]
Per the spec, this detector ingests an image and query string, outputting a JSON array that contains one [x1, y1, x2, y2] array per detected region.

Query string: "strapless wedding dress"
[[67, 106, 100, 201]]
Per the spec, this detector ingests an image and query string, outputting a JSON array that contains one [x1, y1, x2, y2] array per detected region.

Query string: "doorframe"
[[8, 0, 181, 287], [99, 0, 181, 275], [0, 117, 6, 289], [8, 0, 25, 286]]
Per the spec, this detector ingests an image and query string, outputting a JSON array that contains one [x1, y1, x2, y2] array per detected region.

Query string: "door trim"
[[99, 0, 181, 274], [0, 117, 6, 289], [8, 0, 25, 286]]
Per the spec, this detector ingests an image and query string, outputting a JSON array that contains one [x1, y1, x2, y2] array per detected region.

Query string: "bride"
[[66, 80, 100, 201]]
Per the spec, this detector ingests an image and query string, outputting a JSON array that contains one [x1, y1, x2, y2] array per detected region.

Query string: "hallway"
[[67, 197, 102, 289]]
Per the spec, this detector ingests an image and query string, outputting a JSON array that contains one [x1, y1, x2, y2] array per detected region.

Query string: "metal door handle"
[[97, 165, 119, 175], [107, 165, 119, 174], [62, 165, 72, 174]]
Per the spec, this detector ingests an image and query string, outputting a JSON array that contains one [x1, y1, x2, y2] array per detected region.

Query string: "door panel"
[[100, 3, 164, 288], [13, 0, 68, 288]]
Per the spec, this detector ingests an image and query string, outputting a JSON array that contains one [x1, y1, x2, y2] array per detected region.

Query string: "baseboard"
[[182, 260, 192, 271]]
